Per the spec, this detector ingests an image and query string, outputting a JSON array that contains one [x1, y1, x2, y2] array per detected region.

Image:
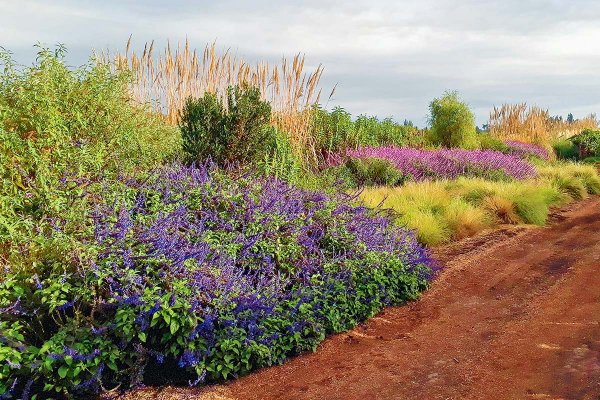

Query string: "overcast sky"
[[2, 0, 600, 126]]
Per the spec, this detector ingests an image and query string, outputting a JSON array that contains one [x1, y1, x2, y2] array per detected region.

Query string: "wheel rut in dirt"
[[121, 197, 600, 400]]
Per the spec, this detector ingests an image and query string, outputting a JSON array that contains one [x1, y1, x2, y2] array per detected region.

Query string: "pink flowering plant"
[[504, 141, 549, 160], [328, 146, 536, 182]]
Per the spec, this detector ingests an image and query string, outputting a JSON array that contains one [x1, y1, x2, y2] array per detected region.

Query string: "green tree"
[[226, 85, 272, 164], [179, 92, 227, 163], [179, 85, 272, 166], [428, 91, 477, 148], [567, 113, 574, 124]]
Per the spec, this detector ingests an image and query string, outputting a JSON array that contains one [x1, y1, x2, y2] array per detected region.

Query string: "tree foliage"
[[179, 85, 273, 166], [428, 91, 477, 148]]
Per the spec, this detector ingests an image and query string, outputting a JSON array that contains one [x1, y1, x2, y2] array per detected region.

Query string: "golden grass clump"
[[358, 184, 452, 245], [97, 38, 330, 165], [444, 199, 493, 239], [537, 163, 600, 198], [482, 195, 521, 224], [358, 165, 600, 246], [489, 103, 598, 146]]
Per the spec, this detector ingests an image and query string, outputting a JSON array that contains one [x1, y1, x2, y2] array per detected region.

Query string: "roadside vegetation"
[[1, 42, 599, 398], [360, 164, 600, 245]]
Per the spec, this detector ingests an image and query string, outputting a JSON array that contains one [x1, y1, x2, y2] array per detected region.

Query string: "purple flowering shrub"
[[504, 141, 550, 160], [0, 164, 434, 397], [328, 146, 536, 182]]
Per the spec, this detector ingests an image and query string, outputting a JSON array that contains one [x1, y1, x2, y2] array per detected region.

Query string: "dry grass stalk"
[[98, 39, 327, 165], [489, 103, 598, 145]]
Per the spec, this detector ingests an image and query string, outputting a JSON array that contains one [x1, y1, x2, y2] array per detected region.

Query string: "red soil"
[[118, 197, 600, 400]]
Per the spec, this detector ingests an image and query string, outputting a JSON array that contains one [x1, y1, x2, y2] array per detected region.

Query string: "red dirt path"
[[121, 197, 600, 400]]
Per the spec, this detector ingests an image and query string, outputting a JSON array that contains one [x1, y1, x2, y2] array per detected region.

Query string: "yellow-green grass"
[[537, 163, 600, 198], [359, 163, 600, 246]]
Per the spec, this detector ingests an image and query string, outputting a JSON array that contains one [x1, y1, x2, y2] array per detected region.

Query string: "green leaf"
[[170, 320, 180, 335], [58, 365, 68, 379]]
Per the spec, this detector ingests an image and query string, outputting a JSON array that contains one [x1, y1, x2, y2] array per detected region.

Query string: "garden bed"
[[328, 147, 536, 182], [0, 165, 436, 397]]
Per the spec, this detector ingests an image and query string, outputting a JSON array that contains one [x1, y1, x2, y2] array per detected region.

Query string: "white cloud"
[[1, 0, 599, 124]]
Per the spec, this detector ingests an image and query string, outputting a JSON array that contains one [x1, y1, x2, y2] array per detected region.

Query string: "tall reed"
[[98, 38, 330, 166], [489, 103, 598, 146]]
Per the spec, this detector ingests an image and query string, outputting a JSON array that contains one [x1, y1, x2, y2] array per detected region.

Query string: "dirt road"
[[126, 197, 600, 400]]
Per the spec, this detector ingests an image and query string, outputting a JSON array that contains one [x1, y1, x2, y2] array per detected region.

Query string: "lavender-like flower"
[[5, 162, 435, 395], [329, 146, 536, 181], [504, 140, 549, 160]]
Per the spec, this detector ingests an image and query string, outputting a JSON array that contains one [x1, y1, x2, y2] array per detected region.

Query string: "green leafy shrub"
[[0, 165, 433, 397], [553, 139, 579, 160], [256, 126, 302, 182], [428, 91, 478, 149], [179, 92, 226, 162], [0, 46, 179, 175], [0, 45, 179, 272], [571, 129, 600, 158], [179, 85, 272, 166], [312, 106, 355, 155], [478, 134, 510, 152], [582, 156, 600, 164], [293, 167, 355, 192], [310, 106, 423, 164], [343, 157, 407, 187], [354, 115, 421, 148]]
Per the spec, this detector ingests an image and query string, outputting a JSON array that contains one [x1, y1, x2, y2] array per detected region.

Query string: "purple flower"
[[153, 351, 165, 364], [56, 299, 75, 311], [91, 325, 109, 335], [21, 379, 33, 400], [505, 140, 549, 160], [79, 163, 436, 393], [189, 370, 207, 386], [329, 146, 536, 181], [0, 298, 23, 315], [178, 349, 201, 368], [73, 363, 104, 392], [0, 378, 18, 400], [32, 275, 42, 289]]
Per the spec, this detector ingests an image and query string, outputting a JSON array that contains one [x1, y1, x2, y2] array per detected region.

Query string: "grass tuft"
[[444, 199, 493, 240], [506, 187, 554, 225], [359, 164, 600, 246], [538, 163, 600, 198], [482, 195, 521, 224]]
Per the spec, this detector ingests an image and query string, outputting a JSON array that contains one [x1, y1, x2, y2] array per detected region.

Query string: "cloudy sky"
[[2, 0, 600, 126]]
